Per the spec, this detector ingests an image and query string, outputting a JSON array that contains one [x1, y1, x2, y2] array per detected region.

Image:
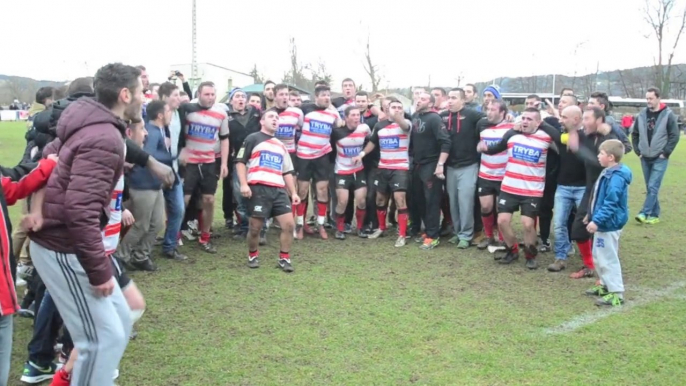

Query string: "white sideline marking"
[[543, 281, 686, 335]]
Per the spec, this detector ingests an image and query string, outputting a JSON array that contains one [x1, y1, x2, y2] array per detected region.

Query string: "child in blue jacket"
[[584, 139, 632, 307]]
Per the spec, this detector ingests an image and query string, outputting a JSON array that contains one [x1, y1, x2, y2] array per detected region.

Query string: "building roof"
[[219, 83, 311, 103]]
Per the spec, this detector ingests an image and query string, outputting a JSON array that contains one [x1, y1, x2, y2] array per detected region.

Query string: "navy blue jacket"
[[590, 164, 632, 232], [128, 122, 173, 190]]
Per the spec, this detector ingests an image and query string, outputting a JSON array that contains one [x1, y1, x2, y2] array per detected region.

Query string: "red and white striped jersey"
[[236, 132, 295, 188], [102, 172, 124, 256], [183, 103, 230, 164], [486, 128, 555, 197], [331, 124, 371, 175], [275, 107, 304, 153], [478, 120, 514, 181], [297, 104, 339, 159], [370, 119, 412, 171]]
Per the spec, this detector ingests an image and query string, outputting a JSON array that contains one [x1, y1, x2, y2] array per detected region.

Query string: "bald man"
[[547, 105, 588, 273]]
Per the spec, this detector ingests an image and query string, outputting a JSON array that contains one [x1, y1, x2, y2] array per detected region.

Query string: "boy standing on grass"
[[584, 139, 632, 307]]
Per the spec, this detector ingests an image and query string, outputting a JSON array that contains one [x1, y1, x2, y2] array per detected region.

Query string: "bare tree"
[[310, 60, 333, 85], [281, 38, 309, 89], [249, 64, 264, 84], [643, 0, 686, 96], [0, 77, 36, 103], [362, 34, 382, 92], [617, 69, 633, 97]]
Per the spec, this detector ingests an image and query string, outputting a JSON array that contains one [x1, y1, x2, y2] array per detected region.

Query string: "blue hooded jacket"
[[590, 164, 632, 232]]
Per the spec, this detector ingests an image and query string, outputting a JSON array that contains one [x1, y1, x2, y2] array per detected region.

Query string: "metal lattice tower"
[[191, 0, 199, 89]]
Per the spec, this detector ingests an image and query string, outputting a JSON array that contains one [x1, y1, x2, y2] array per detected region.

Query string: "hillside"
[[0, 75, 66, 104]]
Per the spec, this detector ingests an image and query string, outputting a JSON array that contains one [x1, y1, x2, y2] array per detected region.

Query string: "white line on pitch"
[[543, 281, 686, 335]]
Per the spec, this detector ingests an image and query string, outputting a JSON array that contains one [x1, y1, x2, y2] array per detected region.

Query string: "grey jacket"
[[631, 106, 680, 159]]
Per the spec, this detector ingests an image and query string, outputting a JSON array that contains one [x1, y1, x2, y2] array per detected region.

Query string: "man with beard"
[[272, 84, 304, 236], [431, 87, 448, 111], [441, 88, 484, 248], [28, 63, 146, 386], [227, 89, 262, 240], [180, 82, 230, 253], [409, 92, 451, 250], [236, 109, 300, 272], [464, 84, 479, 110], [475, 99, 513, 250], [262, 80, 276, 110], [331, 106, 371, 239], [294, 86, 343, 239], [587, 91, 632, 153], [565, 107, 619, 278], [248, 93, 263, 110], [353, 97, 412, 247], [477, 108, 561, 270]]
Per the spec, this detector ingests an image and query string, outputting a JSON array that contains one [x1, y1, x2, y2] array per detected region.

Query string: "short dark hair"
[[94, 63, 142, 109], [342, 78, 355, 86], [526, 94, 541, 102], [135, 65, 146, 72], [584, 106, 606, 122], [355, 91, 369, 98], [385, 96, 402, 107], [68, 77, 94, 96], [344, 105, 360, 117], [449, 87, 466, 99], [314, 80, 329, 88], [35, 87, 54, 105], [248, 93, 262, 100], [264, 80, 276, 88], [431, 87, 447, 97], [274, 83, 289, 94], [158, 82, 178, 99], [590, 92, 610, 112], [197, 81, 215, 95], [647, 87, 661, 98], [314, 85, 331, 96], [490, 99, 508, 115], [523, 107, 542, 118], [465, 83, 478, 94], [146, 100, 166, 121], [53, 86, 68, 100], [560, 87, 574, 96], [289, 91, 300, 97]]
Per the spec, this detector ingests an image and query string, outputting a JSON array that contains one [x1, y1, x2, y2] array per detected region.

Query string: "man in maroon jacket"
[[29, 63, 145, 386]]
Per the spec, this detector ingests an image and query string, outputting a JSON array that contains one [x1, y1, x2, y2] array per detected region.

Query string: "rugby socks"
[[398, 208, 409, 238], [482, 210, 495, 238], [376, 206, 387, 231], [355, 207, 366, 230], [316, 201, 328, 225]]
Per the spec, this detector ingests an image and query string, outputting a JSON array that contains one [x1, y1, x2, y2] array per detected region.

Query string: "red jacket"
[[0, 159, 56, 316], [30, 98, 126, 287]]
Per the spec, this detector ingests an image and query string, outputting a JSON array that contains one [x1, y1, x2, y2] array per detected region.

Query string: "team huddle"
[[0, 61, 678, 386]]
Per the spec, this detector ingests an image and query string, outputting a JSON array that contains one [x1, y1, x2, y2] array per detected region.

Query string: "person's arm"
[[0, 158, 57, 205], [610, 121, 632, 154], [662, 112, 681, 158], [355, 126, 378, 163], [432, 115, 451, 162], [631, 119, 640, 156], [125, 138, 150, 167], [591, 177, 624, 230], [219, 116, 230, 175], [64, 137, 119, 286], [482, 130, 516, 155], [182, 82, 192, 97], [537, 122, 562, 146]]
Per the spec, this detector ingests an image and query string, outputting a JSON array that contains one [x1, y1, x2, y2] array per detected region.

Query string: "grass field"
[[2, 120, 686, 385]]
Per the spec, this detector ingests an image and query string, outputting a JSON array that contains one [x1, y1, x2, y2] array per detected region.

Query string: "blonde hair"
[[599, 139, 624, 162]]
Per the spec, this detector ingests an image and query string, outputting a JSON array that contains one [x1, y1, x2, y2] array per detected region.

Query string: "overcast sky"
[[2, 0, 685, 89]]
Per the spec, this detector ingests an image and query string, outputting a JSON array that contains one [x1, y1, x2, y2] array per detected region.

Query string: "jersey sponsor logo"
[[114, 192, 123, 211], [341, 146, 362, 156], [309, 119, 332, 135], [259, 151, 283, 171], [188, 123, 217, 140], [379, 136, 400, 149], [254, 205, 263, 212], [482, 136, 502, 147], [512, 144, 542, 163], [276, 124, 295, 138]]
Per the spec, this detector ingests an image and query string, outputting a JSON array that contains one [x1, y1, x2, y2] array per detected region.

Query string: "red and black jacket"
[[0, 159, 56, 316]]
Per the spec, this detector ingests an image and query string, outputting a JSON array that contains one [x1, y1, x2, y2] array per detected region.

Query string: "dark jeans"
[[27, 291, 63, 367], [409, 162, 443, 239], [364, 168, 379, 229], [222, 159, 234, 221]]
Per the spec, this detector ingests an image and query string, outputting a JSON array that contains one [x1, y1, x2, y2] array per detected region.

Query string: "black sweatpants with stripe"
[[29, 241, 131, 386]]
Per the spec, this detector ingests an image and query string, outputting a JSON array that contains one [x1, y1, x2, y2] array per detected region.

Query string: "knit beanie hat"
[[229, 88, 246, 101], [483, 85, 502, 100]]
